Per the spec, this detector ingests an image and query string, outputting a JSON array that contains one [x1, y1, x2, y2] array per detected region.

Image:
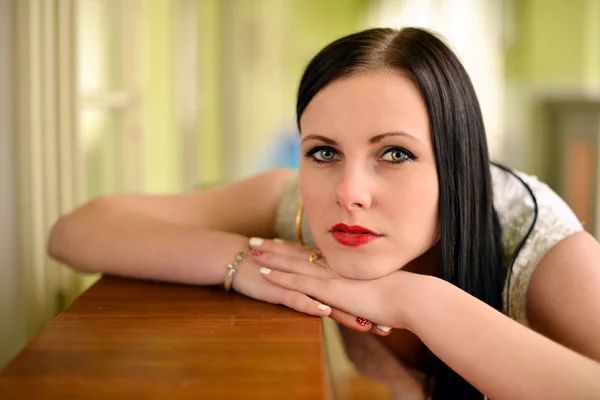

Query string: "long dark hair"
[[296, 27, 503, 399]]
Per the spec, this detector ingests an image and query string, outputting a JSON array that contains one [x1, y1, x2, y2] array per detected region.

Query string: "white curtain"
[[14, 0, 82, 338]]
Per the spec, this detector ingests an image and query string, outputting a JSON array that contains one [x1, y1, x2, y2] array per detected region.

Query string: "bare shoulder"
[[526, 231, 600, 362], [100, 168, 296, 238]]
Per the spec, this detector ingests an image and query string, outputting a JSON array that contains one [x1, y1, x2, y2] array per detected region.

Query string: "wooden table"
[[0, 276, 330, 399]]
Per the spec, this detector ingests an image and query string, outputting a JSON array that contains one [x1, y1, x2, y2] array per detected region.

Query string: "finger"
[[249, 237, 320, 261], [260, 267, 331, 302], [369, 324, 393, 336], [329, 309, 371, 333], [262, 286, 332, 317], [328, 309, 392, 336], [251, 249, 328, 278], [232, 265, 331, 318], [261, 268, 392, 334], [260, 268, 362, 317]]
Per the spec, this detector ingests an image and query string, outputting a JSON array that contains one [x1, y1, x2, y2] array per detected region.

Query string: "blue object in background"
[[256, 127, 301, 171]]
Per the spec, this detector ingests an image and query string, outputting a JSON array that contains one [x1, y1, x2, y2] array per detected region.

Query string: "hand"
[[249, 238, 399, 336], [230, 244, 334, 320]]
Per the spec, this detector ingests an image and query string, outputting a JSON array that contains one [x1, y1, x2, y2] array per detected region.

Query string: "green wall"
[[141, 0, 180, 193], [504, 0, 600, 181], [506, 0, 588, 85]]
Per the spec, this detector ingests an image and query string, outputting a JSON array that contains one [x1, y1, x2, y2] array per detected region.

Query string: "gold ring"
[[309, 252, 322, 263]]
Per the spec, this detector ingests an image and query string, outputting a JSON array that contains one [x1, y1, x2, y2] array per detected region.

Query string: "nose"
[[335, 165, 373, 211]]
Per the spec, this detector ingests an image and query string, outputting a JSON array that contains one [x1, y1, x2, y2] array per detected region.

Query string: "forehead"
[[299, 69, 431, 143]]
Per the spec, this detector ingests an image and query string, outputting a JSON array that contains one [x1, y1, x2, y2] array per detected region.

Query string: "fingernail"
[[259, 267, 271, 275], [251, 249, 263, 257], [273, 238, 284, 244], [317, 304, 330, 311], [376, 325, 392, 332], [356, 317, 371, 327], [249, 237, 264, 246]]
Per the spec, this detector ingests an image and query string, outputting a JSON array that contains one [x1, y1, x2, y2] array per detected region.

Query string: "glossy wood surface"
[[0, 276, 329, 399]]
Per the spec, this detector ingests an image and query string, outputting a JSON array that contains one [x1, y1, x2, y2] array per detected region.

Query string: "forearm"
[[48, 199, 250, 286], [402, 275, 600, 400]]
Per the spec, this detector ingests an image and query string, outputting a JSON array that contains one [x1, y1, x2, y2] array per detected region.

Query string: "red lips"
[[330, 223, 381, 247]]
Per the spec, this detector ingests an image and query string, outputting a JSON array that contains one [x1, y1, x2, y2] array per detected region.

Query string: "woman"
[[48, 28, 600, 399]]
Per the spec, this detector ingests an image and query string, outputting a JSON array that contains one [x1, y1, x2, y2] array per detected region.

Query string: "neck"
[[402, 242, 441, 277]]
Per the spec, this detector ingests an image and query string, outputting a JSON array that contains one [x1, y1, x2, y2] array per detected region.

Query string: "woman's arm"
[[49, 169, 386, 333], [526, 231, 600, 362], [402, 237, 600, 400], [48, 169, 293, 284]]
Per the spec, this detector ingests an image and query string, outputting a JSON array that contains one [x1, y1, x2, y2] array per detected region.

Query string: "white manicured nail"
[[249, 237, 264, 246], [273, 238, 284, 244], [259, 267, 271, 275], [376, 325, 392, 332], [317, 304, 330, 311]]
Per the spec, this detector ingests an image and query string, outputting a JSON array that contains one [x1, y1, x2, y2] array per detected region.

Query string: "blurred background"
[[1, 0, 600, 372]]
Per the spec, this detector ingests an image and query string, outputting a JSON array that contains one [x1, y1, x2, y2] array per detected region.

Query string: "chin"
[[325, 252, 402, 280]]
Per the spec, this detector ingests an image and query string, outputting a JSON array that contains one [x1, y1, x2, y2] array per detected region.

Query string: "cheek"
[[299, 168, 335, 245], [390, 173, 440, 244]]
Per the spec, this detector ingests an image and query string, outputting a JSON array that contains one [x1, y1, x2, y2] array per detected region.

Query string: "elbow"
[[47, 214, 73, 263], [46, 196, 111, 269]]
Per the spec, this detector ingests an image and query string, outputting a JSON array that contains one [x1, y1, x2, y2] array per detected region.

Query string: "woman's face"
[[299, 69, 439, 280]]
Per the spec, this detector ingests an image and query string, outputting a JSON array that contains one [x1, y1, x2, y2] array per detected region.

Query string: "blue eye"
[[315, 149, 336, 161], [305, 146, 339, 163]]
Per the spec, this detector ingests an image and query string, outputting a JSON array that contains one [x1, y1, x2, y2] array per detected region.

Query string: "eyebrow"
[[300, 131, 420, 145]]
